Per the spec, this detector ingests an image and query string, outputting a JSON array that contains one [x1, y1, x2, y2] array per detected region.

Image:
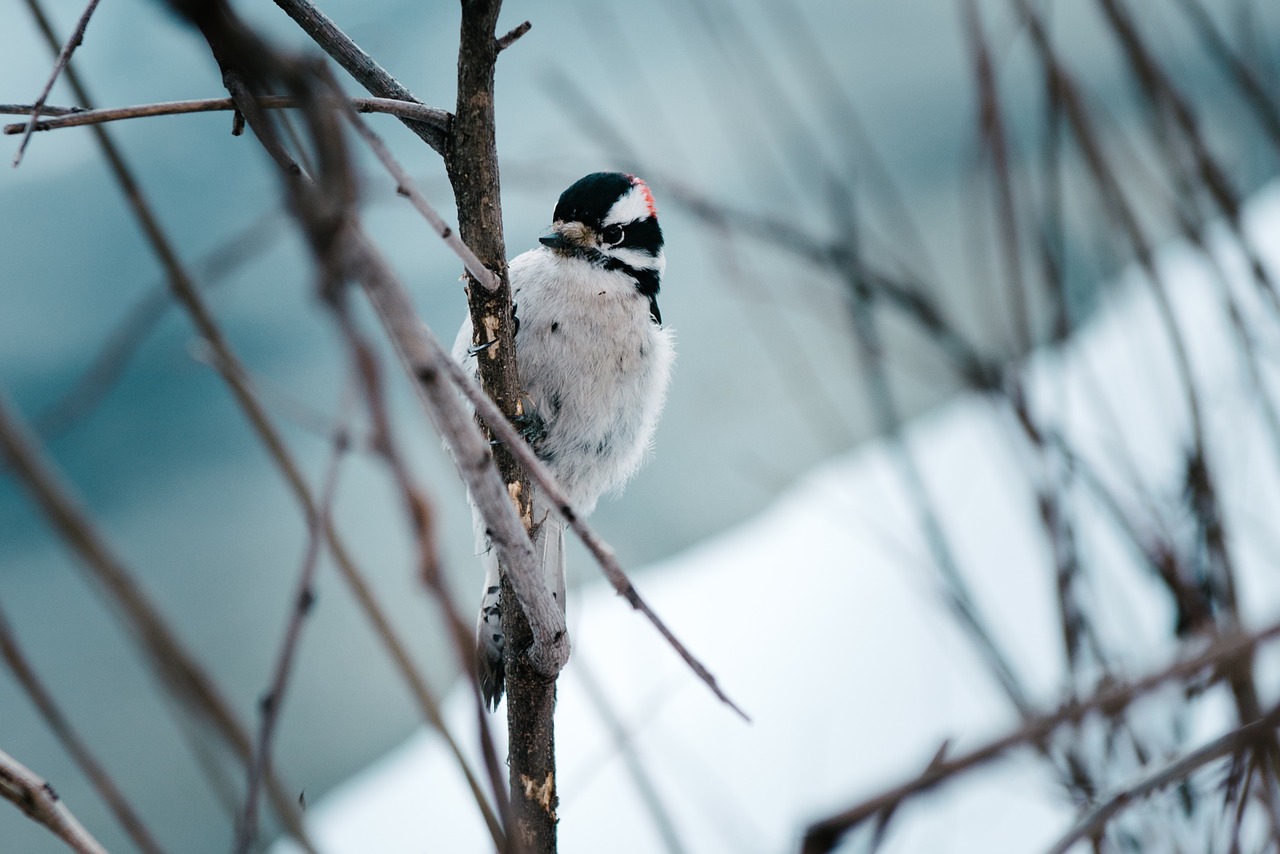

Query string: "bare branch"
[[441, 2, 561, 847], [1045, 702, 1280, 854], [267, 0, 451, 154], [0, 103, 80, 117], [495, 20, 532, 53], [0, 605, 166, 854], [0, 748, 108, 854], [2, 96, 450, 137], [347, 228, 569, 677], [800, 620, 1280, 853], [11, 0, 102, 166], [0, 384, 315, 852], [338, 103, 498, 290], [325, 298, 511, 845], [235, 421, 349, 854], [27, 209, 282, 441]]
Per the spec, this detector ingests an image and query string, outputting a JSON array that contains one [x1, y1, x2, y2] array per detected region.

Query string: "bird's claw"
[[466, 338, 497, 357], [513, 406, 548, 445]]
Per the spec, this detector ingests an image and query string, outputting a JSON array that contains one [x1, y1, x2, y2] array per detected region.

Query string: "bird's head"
[[539, 172, 665, 279]]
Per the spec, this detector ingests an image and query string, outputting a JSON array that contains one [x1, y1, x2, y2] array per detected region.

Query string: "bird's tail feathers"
[[473, 492, 568, 711]]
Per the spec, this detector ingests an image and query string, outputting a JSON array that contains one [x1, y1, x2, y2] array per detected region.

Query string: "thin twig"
[[1045, 702, 1280, 854], [800, 619, 1280, 853], [963, 0, 1032, 353], [575, 659, 690, 854], [1172, 0, 1280, 150], [0, 103, 80, 117], [0, 747, 108, 854], [495, 20, 532, 52], [235, 419, 350, 854], [329, 305, 511, 844], [1093, 0, 1280, 314], [337, 102, 498, 290], [0, 604, 167, 854], [267, 0, 451, 154], [0, 382, 315, 852], [11, 0, 102, 166], [2, 96, 450, 137], [30, 209, 283, 441]]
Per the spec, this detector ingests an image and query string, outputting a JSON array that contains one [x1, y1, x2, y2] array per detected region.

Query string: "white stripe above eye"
[[604, 184, 655, 227]]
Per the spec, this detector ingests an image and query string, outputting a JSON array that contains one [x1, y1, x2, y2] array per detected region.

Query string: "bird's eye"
[[601, 224, 624, 247]]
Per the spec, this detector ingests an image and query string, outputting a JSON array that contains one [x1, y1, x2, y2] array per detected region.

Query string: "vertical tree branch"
[[445, 2, 558, 850]]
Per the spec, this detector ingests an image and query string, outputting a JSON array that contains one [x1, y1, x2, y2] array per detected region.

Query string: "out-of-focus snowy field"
[[275, 179, 1280, 852]]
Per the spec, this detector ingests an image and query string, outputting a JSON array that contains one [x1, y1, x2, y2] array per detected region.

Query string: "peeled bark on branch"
[[444, 2, 560, 849]]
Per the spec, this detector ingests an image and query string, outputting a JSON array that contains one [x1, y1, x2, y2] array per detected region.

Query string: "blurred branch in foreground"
[[0, 747, 108, 854], [0, 604, 166, 854], [802, 619, 1280, 853], [0, 386, 315, 850]]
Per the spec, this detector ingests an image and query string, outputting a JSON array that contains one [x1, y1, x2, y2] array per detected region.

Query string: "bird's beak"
[[539, 233, 568, 250]]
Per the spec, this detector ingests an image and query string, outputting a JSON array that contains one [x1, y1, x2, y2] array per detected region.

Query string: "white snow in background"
[[274, 180, 1280, 853]]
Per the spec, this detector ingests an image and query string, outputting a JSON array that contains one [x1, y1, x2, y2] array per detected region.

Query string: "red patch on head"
[[629, 175, 658, 218]]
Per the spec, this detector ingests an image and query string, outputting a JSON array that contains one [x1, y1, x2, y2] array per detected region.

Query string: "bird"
[[453, 172, 675, 709]]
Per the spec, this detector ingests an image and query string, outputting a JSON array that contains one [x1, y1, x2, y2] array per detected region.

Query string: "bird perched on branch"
[[453, 172, 675, 708]]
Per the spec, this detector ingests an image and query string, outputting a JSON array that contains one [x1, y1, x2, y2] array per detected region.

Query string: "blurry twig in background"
[[0, 604, 167, 854], [801, 619, 1280, 853], [235, 408, 351, 854], [1174, 0, 1280, 148], [1044, 699, 1280, 854], [1093, 0, 1280, 309], [0, 386, 316, 851], [0, 97, 450, 137], [0, 747, 108, 854], [573, 658, 690, 854], [267, 0, 451, 155], [1015, 4, 1280, 828], [965, 0, 1032, 354], [754, 0, 942, 288], [30, 209, 283, 441], [10, 0, 101, 167]]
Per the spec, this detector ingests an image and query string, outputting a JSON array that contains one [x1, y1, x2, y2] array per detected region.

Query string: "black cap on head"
[[553, 172, 645, 228]]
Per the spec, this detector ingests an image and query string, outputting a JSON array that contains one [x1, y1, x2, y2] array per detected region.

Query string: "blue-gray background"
[[3, 0, 1278, 851]]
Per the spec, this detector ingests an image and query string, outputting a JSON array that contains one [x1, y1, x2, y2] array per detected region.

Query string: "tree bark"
[[445, 2, 558, 850]]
